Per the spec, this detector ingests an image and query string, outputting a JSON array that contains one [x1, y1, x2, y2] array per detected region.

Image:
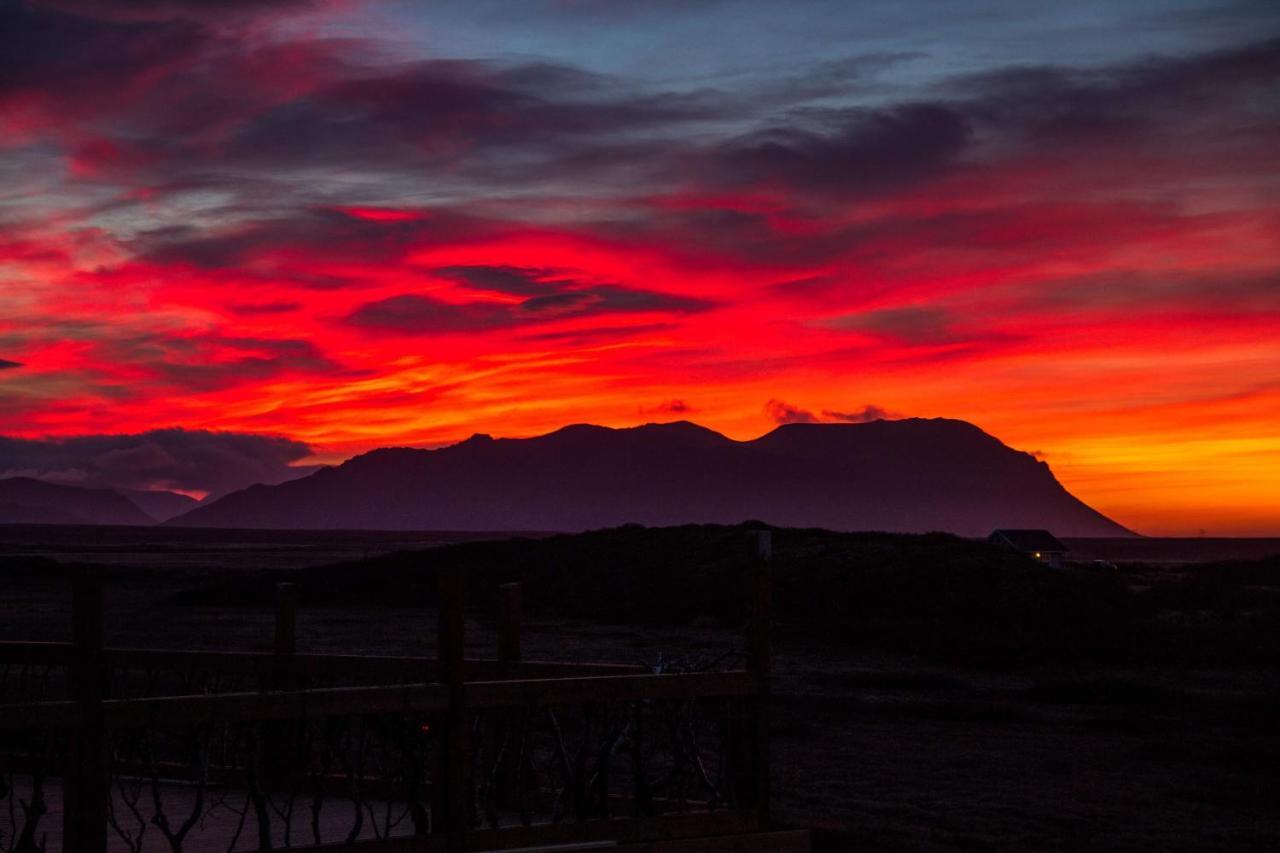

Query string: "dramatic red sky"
[[1, 0, 1278, 534]]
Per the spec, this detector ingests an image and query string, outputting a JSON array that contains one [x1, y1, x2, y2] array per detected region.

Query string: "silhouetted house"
[[989, 529, 1068, 568]]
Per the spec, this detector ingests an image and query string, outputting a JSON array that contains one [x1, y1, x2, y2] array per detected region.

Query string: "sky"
[[0, 0, 1278, 534]]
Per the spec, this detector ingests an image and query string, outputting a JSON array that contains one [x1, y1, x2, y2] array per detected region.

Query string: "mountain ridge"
[[171, 418, 1134, 536], [0, 477, 157, 526]]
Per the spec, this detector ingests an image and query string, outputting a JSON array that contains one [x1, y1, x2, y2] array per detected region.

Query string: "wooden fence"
[[0, 532, 808, 852]]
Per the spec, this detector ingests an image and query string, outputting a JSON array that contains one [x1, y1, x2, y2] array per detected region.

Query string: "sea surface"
[[0, 524, 1275, 571], [0, 524, 534, 570], [1063, 536, 1280, 564]]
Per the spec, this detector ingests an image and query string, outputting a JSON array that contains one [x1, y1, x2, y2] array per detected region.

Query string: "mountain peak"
[[625, 420, 732, 443]]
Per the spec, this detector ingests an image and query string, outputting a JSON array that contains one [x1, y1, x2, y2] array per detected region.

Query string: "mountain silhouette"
[[0, 477, 156, 526], [114, 488, 200, 522], [171, 418, 1133, 536]]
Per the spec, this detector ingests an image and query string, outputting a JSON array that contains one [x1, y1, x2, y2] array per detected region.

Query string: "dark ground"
[[2, 525, 1279, 851]]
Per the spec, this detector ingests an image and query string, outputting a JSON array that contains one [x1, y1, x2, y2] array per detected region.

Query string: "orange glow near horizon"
[[1, 3, 1278, 535]]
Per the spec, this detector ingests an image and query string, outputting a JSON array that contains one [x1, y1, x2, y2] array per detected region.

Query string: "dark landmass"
[[172, 419, 1132, 536], [1067, 536, 1280, 565], [0, 501, 89, 525], [0, 476, 155, 526], [176, 524, 1280, 669]]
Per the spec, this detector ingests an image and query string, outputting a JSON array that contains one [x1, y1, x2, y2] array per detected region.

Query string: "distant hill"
[[0, 477, 154, 526], [175, 524, 1149, 666], [114, 488, 200, 522], [0, 501, 92, 525], [177, 523, 1278, 667], [172, 418, 1133, 536]]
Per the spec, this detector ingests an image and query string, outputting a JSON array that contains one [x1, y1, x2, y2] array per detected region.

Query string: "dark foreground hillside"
[[5, 525, 1280, 850], [180, 524, 1280, 669]]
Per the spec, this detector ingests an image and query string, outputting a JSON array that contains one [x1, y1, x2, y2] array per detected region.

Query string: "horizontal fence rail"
[[0, 643, 647, 686], [0, 671, 757, 729]]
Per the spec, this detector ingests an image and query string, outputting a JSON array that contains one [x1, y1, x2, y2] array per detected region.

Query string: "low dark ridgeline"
[[0, 477, 155, 526], [172, 524, 1280, 669]]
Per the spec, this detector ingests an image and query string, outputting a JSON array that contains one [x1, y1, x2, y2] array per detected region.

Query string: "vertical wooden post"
[[747, 531, 773, 679], [65, 571, 107, 853], [433, 566, 467, 850], [497, 582, 522, 676], [274, 582, 298, 657], [744, 530, 773, 828], [264, 582, 300, 787]]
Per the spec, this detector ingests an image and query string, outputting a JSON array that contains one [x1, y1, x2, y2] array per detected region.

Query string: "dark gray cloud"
[[129, 209, 505, 283], [214, 58, 718, 186], [347, 295, 512, 334], [435, 265, 558, 296], [765, 399, 819, 424], [654, 399, 694, 414], [519, 322, 679, 345], [441, 266, 717, 314], [713, 103, 972, 195], [1019, 268, 1280, 314], [698, 36, 1279, 201], [44, 0, 317, 19], [0, 2, 208, 99], [745, 52, 922, 106], [349, 268, 712, 334], [0, 359, 22, 370], [149, 337, 341, 392], [0, 429, 316, 495], [820, 303, 1031, 367], [822, 405, 897, 423], [133, 209, 439, 272], [767, 399, 899, 425], [950, 35, 1280, 146], [91, 332, 344, 393], [226, 301, 302, 316], [348, 290, 708, 334]]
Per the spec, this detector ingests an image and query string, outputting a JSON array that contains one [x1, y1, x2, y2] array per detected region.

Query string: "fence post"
[[497, 582, 522, 676], [264, 582, 301, 790], [270, 582, 299, 694], [274, 582, 298, 657], [65, 571, 108, 853], [744, 530, 773, 828], [434, 565, 467, 851]]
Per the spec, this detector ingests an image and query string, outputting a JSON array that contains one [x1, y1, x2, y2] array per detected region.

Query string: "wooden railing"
[[0, 533, 807, 852]]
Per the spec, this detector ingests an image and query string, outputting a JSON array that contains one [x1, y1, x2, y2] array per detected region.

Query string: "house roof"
[[989, 529, 1068, 552]]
